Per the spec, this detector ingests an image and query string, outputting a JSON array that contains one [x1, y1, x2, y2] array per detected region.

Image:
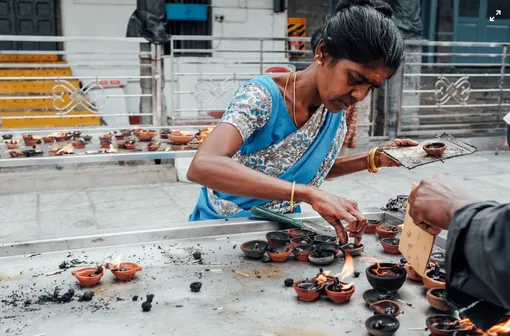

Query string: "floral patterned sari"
[[189, 75, 346, 221]]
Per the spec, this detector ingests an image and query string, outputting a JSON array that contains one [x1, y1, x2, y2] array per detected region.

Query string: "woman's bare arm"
[[187, 123, 315, 204], [326, 154, 369, 178]]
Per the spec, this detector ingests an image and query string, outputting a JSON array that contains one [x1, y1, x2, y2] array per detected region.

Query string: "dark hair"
[[317, 0, 405, 74]]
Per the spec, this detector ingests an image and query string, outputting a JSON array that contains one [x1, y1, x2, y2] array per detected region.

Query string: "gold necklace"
[[283, 71, 299, 128]]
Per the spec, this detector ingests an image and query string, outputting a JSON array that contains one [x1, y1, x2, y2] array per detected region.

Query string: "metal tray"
[[0, 210, 445, 336], [381, 133, 477, 170]]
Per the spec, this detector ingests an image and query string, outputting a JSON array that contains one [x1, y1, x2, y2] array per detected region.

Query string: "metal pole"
[[168, 36, 175, 126], [259, 39, 264, 75], [394, 66, 405, 139], [497, 46, 508, 123], [153, 44, 162, 126]]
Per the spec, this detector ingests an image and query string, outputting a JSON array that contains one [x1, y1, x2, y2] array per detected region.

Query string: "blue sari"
[[189, 75, 344, 221]]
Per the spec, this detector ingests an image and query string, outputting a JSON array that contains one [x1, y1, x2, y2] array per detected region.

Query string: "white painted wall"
[[59, 0, 288, 124]]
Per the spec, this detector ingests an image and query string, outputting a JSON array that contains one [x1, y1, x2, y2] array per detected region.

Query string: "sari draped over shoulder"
[[189, 75, 346, 221]]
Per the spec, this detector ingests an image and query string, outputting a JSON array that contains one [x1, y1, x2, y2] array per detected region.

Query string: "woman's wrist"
[[294, 184, 317, 204]]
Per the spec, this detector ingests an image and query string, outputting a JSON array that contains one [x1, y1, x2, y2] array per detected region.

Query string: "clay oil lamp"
[[196, 127, 213, 141], [168, 131, 195, 145], [426, 315, 467, 336], [325, 277, 355, 303], [115, 133, 125, 140], [308, 245, 335, 266], [424, 142, 447, 157], [423, 264, 446, 289], [71, 139, 86, 149], [121, 129, 132, 137], [117, 141, 126, 149], [290, 237, 313, 248], [427, 288, 450, 312], [366, 219, 382, 233], [366, 262, 407, 292], [83, 135, 93, 142], [125, 139, 137, 150], [365, 315, 400, 336], [340, 242, 364, 256], [42, 135, 55, 143], [24, 135, 41, 147], [240, 240, 268, 259], [369, 300, 401, 317], [363, 288, 395, 306], [376, 225, 399, 239], [325, 253, 356, 303], [313, 234, 337, 244], [72, 265, 104, 287], [54, 132, 67, 142], [100, 141, 111, 149], [267, 245, 292, 262], [288, 228, 315, 239], [381, 238, 400, 255], [292, 244, 315, 261], [137, 130, 155, 141], [315, 242, 341, 256], [293, 278, 322, 302], [72, 131, 81, 139], [146, 141, 161, 152], [110, 262, 143, 281], [5, 140, 19, 149], [265, 231, 290, 247], [430, 251, 446, 267], [1, 134, 13, 140], [404, 263, 423, 282], [22, 134, 33, 142]]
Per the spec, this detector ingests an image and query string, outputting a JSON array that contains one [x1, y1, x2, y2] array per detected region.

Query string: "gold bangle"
[[369, 148, 381, 173], [289, 181, 296, 212]]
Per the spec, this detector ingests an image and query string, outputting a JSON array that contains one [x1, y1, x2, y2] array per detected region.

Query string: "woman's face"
[[315, 46, 393, 113]]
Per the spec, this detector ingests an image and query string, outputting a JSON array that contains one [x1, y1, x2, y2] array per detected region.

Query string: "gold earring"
[[352, 91, 358, 98]]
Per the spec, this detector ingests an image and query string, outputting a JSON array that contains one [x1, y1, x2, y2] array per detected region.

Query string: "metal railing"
[[0, 35, 163, 127], [0, 34, 508, 167]]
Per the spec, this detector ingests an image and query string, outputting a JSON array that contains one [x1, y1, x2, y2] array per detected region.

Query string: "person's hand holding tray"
[[380, 133, 477, 170]]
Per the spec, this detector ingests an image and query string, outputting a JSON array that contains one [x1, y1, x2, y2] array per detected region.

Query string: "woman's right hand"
[[308, 188, 367, 245]]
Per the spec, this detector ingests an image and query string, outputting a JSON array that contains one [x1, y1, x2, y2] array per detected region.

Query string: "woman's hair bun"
[[335, 0, 393, 18]]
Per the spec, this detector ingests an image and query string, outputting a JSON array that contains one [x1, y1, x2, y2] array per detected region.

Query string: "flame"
[[57, 143, 74, 154], [454, 318, 510, 335], [335, 253, 354, 279], [315, 270, 330, 285], [371, 262, 396, 277], [104, 254, 122, 270]]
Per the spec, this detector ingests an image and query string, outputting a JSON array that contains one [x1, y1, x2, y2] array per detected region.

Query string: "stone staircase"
[[0, 53, 100, 129]]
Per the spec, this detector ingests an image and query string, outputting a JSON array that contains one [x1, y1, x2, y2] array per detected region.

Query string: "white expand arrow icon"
[[490, 17, 495, 21], [496, 10, 501, 15]]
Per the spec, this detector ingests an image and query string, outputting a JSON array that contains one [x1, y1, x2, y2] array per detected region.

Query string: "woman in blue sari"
[[188, 0, 418, 242]]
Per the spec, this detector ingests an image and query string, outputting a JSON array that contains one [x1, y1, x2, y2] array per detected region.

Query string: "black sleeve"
[[445, 202, 510, 330]]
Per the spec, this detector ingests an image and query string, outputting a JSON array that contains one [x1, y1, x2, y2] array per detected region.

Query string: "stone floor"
[[1, 151, 509, 244]]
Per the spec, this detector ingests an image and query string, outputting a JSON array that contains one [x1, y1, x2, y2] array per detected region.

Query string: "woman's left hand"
[[376, 138, 419, 167]]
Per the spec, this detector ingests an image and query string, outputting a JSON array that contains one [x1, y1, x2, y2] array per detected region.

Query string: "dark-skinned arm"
[[327, 153, 369, 178], [187, 123, 315, 204], [187, 123, 366, 227], [327, 139, 419, 179]]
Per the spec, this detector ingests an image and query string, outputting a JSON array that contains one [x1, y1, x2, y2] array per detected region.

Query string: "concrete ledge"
[[0, 161, 178, 195]]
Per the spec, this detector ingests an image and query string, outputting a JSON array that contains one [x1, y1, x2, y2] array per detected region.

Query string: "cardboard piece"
[[398, 184, 435, 276]]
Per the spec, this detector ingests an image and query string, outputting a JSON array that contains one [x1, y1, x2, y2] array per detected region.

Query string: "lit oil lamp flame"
[[334, 253, 355, 289], [315, 270, 330, 286], [104, 254, 122, 270], [452, 318, 510, 335]]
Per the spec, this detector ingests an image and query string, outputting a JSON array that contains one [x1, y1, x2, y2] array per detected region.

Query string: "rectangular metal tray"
[[0, 210, 445, 336]]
